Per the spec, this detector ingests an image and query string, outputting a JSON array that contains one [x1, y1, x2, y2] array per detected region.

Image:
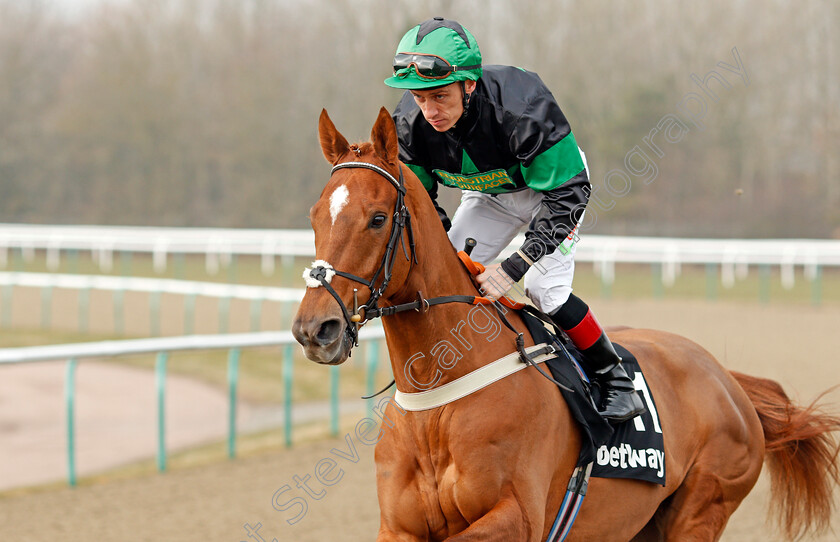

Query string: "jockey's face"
[[410, 80, 477, 132]]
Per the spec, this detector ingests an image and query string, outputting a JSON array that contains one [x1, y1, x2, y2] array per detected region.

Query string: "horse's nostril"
[[315, 319, 343, 346]]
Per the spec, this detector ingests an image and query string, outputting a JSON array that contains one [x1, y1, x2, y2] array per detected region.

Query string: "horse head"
[[292, 107, 427, 365]]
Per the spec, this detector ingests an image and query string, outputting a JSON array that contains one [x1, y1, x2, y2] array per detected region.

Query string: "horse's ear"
[[319, 109, 351, 165], [371, 106, 399, 166]]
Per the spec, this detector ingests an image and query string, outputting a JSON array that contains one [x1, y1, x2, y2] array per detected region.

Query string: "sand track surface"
[[1, 298, 839, 541]]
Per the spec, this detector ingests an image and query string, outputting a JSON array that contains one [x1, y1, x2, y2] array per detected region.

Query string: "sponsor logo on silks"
[[556, 220, 582, 255], [595, 443, 665, 479], [434, 168, 518, 192]]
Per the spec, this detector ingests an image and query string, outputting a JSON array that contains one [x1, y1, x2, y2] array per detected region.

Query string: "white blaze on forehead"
[[329, 185, 350, 225]]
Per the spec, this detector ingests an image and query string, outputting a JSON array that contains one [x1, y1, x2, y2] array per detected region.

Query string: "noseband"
[[304, 161, 417, 349]]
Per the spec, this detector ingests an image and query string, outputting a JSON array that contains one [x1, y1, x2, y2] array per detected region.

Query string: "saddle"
[[519, 308, 665, 485]]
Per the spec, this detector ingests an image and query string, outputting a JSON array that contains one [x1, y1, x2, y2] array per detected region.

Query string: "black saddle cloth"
[[519, 309, 666, 485]]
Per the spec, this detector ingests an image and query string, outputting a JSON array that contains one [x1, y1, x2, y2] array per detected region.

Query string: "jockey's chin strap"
[[305, 159, 572, 394]]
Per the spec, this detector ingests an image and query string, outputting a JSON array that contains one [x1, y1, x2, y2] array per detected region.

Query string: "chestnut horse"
[[292, 107, 840, 541]]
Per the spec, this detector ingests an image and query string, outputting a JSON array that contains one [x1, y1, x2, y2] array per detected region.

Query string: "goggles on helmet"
[[393, 53, 480, 80]]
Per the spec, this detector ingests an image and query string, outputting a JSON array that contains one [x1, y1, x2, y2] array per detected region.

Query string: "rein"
[[305, 159, 573, 393]]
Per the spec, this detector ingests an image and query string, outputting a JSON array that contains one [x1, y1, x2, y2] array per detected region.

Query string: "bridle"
[[304, 159, 575, 393], [304, 160, 417, 349]]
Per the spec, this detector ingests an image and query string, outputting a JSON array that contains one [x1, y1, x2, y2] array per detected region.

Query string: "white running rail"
[[0, 327, 385, 365], [0, 272, 304, 302]]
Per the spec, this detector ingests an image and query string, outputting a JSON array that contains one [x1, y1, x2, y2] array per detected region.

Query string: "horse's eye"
[[370, 214, 388, 229]]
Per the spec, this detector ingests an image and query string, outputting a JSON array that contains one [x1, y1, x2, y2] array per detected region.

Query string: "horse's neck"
[[380, 208, 520, 392]]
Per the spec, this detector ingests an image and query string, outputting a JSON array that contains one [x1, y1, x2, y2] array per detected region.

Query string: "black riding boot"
[[578, 332, 646, 423], [551, 294, 646, 423]]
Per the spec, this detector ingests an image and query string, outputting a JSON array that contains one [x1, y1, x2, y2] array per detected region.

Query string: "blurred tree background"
[[0, 0, 837, 238]]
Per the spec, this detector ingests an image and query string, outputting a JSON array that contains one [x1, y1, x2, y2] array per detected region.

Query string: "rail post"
[[283, 343, 294, 447], [330, 365, 340, 436], [366, 340, 380, 418], [219, 296, 231, 333], [156, 351, 168, 472], [227, 348, 240, 459], [65, 358, 78, 487]]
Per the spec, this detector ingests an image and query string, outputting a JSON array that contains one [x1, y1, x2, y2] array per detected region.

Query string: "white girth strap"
[[394, 343, 557, 411]]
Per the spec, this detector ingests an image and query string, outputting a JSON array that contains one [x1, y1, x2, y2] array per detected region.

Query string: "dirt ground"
[[0, 360, 235, 490], [1, 298, 839, 541]]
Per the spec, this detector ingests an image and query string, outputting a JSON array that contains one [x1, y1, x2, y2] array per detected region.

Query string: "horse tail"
[[731, 371, 840, 539]]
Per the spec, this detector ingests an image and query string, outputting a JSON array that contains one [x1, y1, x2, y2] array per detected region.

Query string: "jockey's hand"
[[476, 263, 515, 300]]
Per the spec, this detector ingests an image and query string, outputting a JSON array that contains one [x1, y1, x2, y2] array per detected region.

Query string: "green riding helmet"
[[384, 17, 482, 90]]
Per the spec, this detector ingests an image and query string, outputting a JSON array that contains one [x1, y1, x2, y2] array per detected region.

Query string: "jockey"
[[384, 17, 645, 423]]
